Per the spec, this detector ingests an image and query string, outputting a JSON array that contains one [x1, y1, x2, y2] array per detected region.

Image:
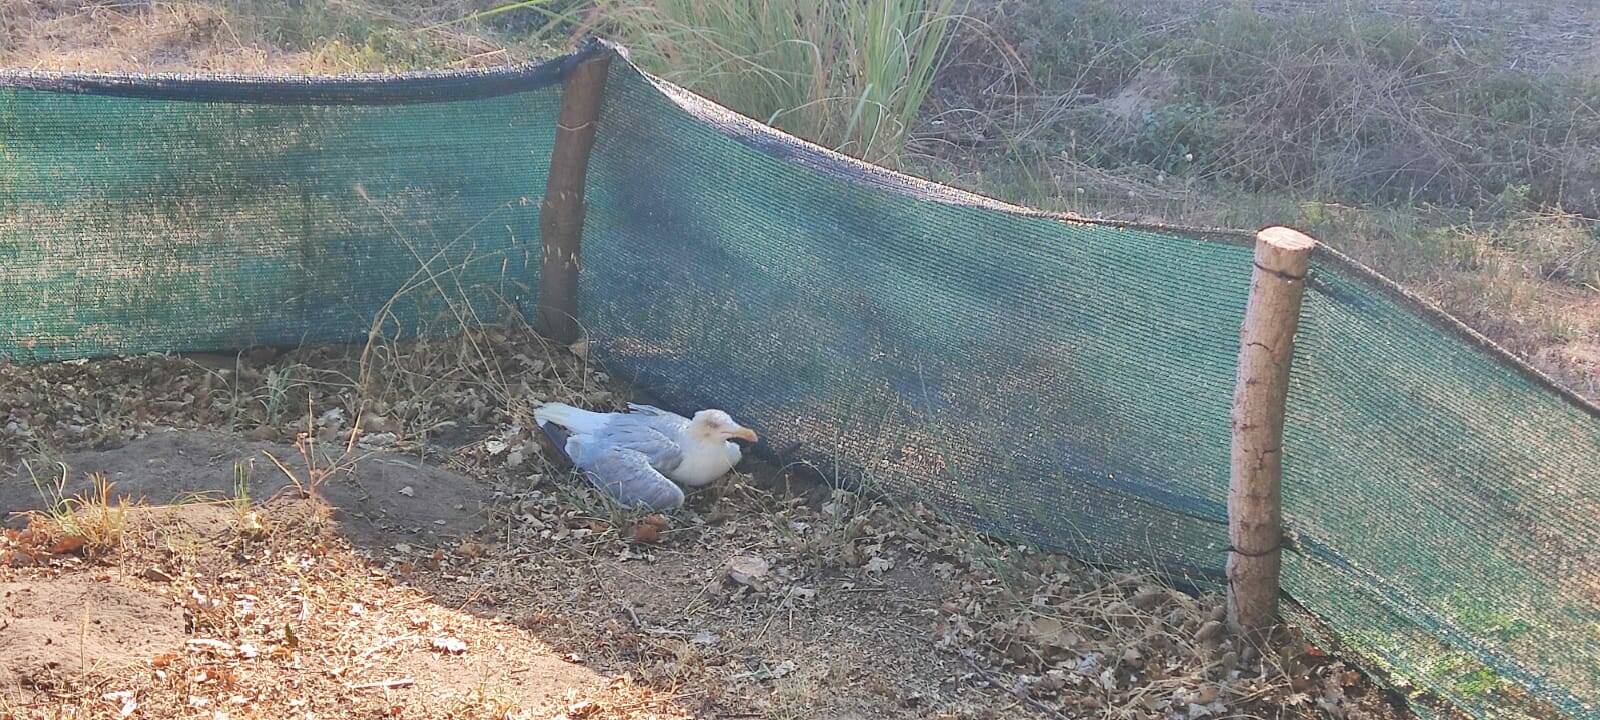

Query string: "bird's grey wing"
[[625, 403, 692, 435], [592, 417, 685, 473], [625, 403, 678, 418], [573, 445, 685, 511]]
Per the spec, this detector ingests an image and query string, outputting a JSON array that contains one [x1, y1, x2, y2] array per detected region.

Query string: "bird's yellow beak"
[[730, 427, 759, 443]]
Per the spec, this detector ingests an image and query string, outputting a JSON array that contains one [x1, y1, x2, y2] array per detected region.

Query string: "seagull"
[[533, 402, 759, 510]]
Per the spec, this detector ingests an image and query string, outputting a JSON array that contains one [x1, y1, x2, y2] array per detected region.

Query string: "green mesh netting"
[[0, 63, 568, 355], [2, 43, 1596, 720]]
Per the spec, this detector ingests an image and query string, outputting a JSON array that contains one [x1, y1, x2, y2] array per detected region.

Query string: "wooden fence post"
[[1227, 225, 1316, 641], [536, 53, 613, 344]]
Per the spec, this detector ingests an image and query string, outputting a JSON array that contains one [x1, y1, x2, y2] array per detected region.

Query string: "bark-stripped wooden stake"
[[537, 53, 613, 344], [1227, 225, 1316, 641]]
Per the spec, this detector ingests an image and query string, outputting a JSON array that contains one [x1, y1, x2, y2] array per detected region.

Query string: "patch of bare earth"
[[1441, 279, 1600, 402], [0, 577, 185, 690], [2, 437, 679, 719]]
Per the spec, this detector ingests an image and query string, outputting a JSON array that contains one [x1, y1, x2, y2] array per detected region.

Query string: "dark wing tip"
[[537, 421, 574, 467]]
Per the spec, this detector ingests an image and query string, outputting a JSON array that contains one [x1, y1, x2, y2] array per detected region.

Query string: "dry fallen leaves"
[[101, 690, 137, 718], [186, 638, 238, 657]]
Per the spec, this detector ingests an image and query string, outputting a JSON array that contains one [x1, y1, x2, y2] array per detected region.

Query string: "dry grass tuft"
[[20, 466, 132, 560]]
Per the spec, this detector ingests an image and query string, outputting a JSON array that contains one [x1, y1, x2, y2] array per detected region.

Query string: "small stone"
[[142, 567, 175, 583], [237, 511, 267, 540], [317, 408, 347, 428], [398, 486, 415, 497], [630, 523, 661, 544], [727, 556, 770, 588], [49, 535, 86, 555], [430, 636, 467, 654], [360, 432, 398, 448], [1130, 586, 1164, 609]]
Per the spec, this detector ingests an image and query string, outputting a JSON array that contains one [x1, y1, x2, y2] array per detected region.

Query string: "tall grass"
[[545, 0, 960, 165]]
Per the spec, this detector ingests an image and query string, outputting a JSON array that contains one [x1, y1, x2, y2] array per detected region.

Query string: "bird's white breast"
[[666, 440, 741, 487]]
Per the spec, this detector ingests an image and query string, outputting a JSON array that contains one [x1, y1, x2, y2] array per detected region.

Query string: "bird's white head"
[[691, 409, 758, 444]]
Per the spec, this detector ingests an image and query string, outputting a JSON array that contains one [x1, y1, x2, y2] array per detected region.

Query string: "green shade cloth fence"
[[2, 40, 1595, 720]]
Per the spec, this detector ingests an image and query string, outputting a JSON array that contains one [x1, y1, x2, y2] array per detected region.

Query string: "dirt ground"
[[0, 338, 1408, 720], [3, 422, 998, 720], [0, 428, 1019, 719], [0, 427, 1012, 719]]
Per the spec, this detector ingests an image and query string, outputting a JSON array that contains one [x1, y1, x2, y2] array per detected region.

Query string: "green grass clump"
[[498, 0, 960, 164]]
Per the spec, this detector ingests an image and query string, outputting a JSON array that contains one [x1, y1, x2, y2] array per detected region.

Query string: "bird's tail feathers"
[[533, 402, 608, 435]]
